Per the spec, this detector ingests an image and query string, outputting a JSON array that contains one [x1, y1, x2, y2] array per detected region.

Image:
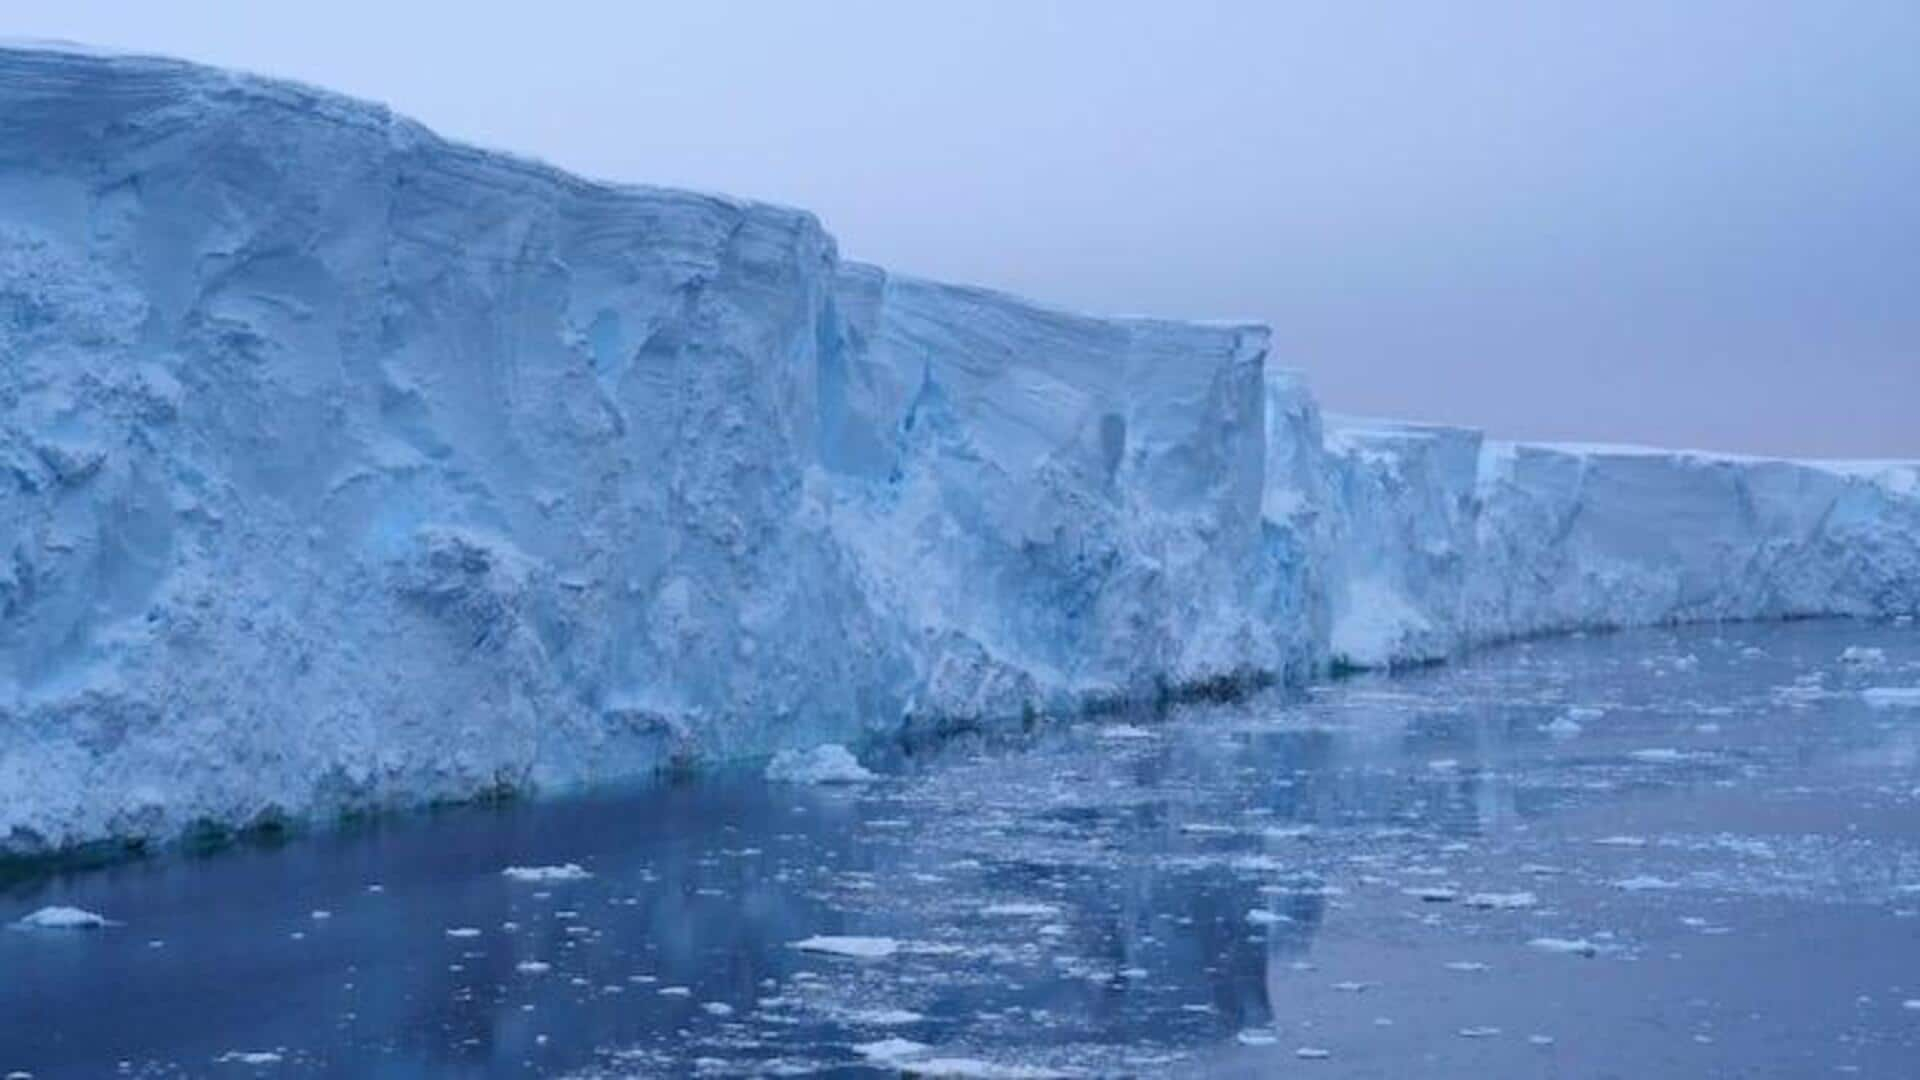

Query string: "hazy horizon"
[[7, 1, 1915, 457]]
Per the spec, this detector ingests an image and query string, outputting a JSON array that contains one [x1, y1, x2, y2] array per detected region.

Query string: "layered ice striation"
[[1, 43, 1915, 856]]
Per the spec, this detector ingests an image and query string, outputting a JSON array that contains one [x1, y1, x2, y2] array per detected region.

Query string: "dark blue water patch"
[[2, 619, 1919, 1077]]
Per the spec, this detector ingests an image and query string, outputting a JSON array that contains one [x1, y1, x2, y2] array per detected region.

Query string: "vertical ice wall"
[[0, 44, 902, 853], [822, 265, 1313, 728], [1321, 420, 1920, 667], [0, 43, 1915, 857]]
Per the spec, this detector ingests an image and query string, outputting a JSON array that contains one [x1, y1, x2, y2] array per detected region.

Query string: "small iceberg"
[[1863, 687, 1920, 709], [981, 902, 1060, 918], [848, 1007, 926, 1026], [1528, 937, 1600, 957], [1464, 891, 1538, 910], [789, 934, 899, 959], [502, 863, 592, 883], [1614, 875, 1679, 891], [1542, 715, 1584, 738], [855, 1037, 930, 1063], [765, 744, 877, 784], [13, 905, 116, 930]]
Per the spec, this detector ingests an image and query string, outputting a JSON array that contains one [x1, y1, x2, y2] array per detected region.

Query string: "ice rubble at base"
[[763, 743, 875, 784], [0, 43, 1917, 858]]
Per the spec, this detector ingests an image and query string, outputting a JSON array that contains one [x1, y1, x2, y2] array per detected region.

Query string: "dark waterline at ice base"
[[5, 620, 1920, 1077]]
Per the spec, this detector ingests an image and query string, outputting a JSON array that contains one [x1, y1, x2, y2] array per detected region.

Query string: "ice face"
[[0, 44, 901, 855], [825, 265, 1294, 722], [0, 43, 1915, 857], [1321, 417, 1920, 668]]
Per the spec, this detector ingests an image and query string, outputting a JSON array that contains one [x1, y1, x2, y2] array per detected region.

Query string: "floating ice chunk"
[[790, 935, 899, 959], [1630, 748, 1685, 763], [702, 1002, 734, 1017], [1542, 715, 1584, 737], [1464, 891, 1538, 910], [856, 1038, 930, 1063], [1457, 1027, 1502, 1038], [658, 986, 692, 997], [1247, 909, 1292, 926], [502, 863, 592, 883], [902, 1059, 1070, 1079], [1296, 1047, 1332, 1059], [515, 960, 552, 974], [1444, 961, 1490, 972], [1841, 647, 1887, 667], [765, 745, 877, 784], [1528, 937, 1599, 957], [215, 1051, 284, 1066], [1863, 688, 1920, 709], [1235, 1030, 1278, 1046], [1614, 875, 1678, 891], [1264, 825, 1317, 840], [444, 927, 481, 938], [1593, 835, 1648, 847], [981, 902, 1059, 918], [849, 1008, 926, 1026], [1528, 1034, 1556, 1046], [13, 906, 115, 930], [1904, 999, 1920, 1010], [1331, 981, 1370, 992]]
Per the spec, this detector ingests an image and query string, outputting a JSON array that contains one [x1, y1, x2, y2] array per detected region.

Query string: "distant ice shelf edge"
[[1, 42, 1916, 860]]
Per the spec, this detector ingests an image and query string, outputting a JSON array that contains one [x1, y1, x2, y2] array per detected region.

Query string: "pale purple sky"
[[11, 1, 1916, 456]]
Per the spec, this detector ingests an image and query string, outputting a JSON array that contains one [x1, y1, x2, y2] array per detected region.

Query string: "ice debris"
[[1863, 688, 1920, 709], [502, 863, 593, 883], [12, 906, 115, 930], [790, 935, 900, 959], [765, 745, 877, 784]]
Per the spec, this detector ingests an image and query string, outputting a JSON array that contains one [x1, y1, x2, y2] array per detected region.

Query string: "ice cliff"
[[2, 43, 1915, 858], [1320, 418, 1920, 667]]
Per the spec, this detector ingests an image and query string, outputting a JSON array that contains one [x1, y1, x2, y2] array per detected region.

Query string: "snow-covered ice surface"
[[6, 620, 1920, 1076], [1, 42, 1917, 858]]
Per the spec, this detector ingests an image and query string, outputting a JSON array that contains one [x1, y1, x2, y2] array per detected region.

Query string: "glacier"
[[0, 42, 1915, 859]]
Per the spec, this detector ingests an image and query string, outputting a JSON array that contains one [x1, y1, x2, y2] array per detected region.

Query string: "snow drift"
[[1, 43, 1915, 857]]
